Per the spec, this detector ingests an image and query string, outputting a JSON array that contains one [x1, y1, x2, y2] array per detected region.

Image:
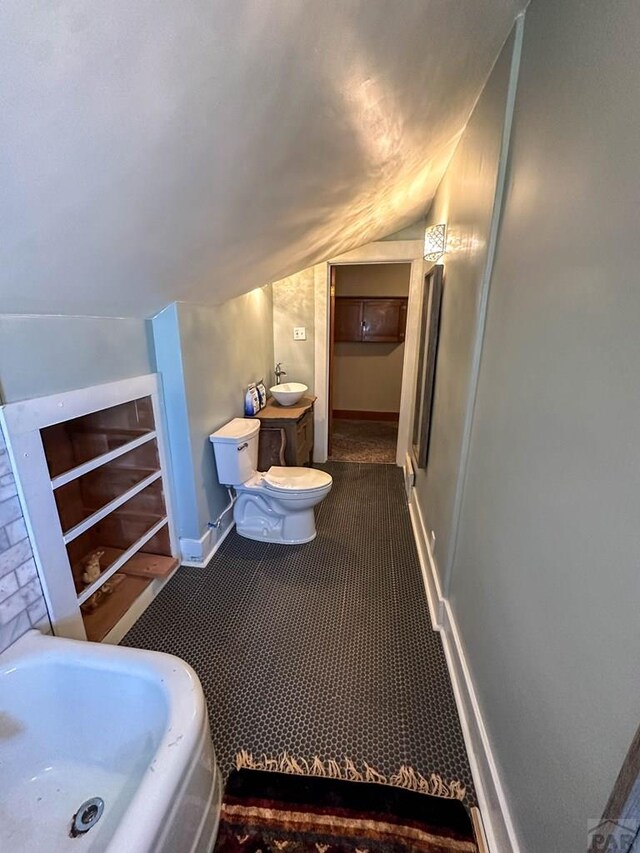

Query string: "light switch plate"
[[293, 327, 306, 341]]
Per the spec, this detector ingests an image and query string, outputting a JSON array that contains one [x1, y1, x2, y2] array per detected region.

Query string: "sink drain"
[[70, 797, 104, 837]]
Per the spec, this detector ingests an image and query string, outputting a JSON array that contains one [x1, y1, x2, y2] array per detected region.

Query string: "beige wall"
[[335, 263, 410, 297], [272, 268, 315, 392], [333, 342, 405, 413], [378, 221, 425, 242], [333, 264, 409, 413]]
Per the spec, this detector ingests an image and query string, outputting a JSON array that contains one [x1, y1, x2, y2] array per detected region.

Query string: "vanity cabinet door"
[[257, 427, 287, 471], [258, 415, 312, 467], [295, 411, 314, 466]]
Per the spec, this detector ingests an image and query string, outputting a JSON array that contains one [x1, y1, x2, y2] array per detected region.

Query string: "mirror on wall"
[[412, 265, 444, 469]]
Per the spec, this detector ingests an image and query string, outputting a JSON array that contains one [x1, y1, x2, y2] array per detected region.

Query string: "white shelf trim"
[[77, 516, 169, 605], [51, 430, 157, 490], [62, 470, 162, 544], [0, 373, 179, 643]]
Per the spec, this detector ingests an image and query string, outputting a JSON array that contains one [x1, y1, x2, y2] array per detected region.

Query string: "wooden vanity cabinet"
[[335, 296, 407, 342], [294, 408, 314, 464], [253, 396, 316, 470]]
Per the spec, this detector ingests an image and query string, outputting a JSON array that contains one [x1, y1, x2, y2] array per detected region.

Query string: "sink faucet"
[[274, 363, 287, 385]]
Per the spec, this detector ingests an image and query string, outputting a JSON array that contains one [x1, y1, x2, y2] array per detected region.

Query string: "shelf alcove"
[[1, 375, 179, 644]]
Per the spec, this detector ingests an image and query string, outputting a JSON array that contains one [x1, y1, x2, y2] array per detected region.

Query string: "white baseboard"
[[408, 495, 444, 628], [408, 492, 521, 853], [180, 515, 235, 568]]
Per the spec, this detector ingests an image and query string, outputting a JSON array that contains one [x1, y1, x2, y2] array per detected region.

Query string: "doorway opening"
[[328, 263, 411, 463]]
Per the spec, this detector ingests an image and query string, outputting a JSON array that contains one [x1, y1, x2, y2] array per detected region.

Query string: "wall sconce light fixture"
[[423, 223, 447, 262]]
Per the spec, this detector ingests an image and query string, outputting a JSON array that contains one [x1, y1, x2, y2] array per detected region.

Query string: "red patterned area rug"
[[214, 769, 479, 853]]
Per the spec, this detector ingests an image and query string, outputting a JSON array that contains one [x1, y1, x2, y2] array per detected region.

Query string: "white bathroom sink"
[[0, 630, 221, 853], [270, 382, 308, 406]]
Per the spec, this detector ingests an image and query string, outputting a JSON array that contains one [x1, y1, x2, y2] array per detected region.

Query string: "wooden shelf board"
[[100, 547, 178, 579], [92, 510, 165, 522], [50, 431, 157, 489], [59, 470, 162, 531], [62, 470, 162, 544], [82, 574, 152, 643], [72, 517, 170, 602], [69, 427, 152, 437]]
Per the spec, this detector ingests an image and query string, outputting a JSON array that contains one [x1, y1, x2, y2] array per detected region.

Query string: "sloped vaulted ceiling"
[[1, 0, 523, 317]]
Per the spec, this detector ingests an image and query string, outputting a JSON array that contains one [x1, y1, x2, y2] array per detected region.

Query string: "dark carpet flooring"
[[122, 462, 476, 804], [330, 419, 398, 464]]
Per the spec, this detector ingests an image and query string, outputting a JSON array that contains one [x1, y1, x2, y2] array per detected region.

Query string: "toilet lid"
[[263, 466, 332, 493]]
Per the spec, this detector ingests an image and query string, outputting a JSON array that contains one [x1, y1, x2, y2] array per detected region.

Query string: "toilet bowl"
[[210, 419, 332, 545]]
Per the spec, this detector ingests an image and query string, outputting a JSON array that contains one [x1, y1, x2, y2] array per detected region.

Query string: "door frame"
[[413, 264, 444, 469], [327, 266, 336, 456], [313, 240, 424, 464]]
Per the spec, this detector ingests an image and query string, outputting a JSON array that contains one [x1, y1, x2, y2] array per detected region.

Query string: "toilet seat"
[[263, 466, 332, 494]]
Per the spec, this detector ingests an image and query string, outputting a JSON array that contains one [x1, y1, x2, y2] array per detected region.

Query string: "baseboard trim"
[[332, 409, 399, 422], [408, 496, 443, 629], [408, 492, 521, 853], [180, 515, 235, 568]]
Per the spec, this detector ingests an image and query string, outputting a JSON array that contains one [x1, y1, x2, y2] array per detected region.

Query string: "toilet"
[[210, 418, 332, 544]]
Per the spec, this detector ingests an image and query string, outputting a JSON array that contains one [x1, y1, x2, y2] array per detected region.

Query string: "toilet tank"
[[209, 418, 260, 485]]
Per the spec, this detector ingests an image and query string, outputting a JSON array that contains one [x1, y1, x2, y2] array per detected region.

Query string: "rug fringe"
[[235, 750, 466, 801]]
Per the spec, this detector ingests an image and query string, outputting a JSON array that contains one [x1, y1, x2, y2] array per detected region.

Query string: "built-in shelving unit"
[[0, 375, 178, 644]]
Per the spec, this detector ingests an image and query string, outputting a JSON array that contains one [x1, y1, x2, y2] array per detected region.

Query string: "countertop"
[[252, 395, 316, 421]]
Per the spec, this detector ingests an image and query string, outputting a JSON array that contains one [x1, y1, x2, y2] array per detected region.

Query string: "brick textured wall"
[[0, 423, 51, 652]]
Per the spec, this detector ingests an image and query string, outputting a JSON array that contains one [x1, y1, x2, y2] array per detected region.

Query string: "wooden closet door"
[[335, 298, 364, 341], [362, 299, 405, 342]]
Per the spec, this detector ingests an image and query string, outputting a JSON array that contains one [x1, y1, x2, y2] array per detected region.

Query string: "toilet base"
[[233, 495, 319, 545], [235, 527, 317, 546]]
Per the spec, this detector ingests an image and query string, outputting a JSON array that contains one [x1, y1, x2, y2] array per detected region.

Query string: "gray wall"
[[178, 289, 274, 536], [0, 1, 522, 318], [272, 269, 315, 392], [154, 288, 274, 543], [151, 303, 198, 540], [419, 1, 640, 850], [0, 315, 152, 403], [415, 28, 515, 586]]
